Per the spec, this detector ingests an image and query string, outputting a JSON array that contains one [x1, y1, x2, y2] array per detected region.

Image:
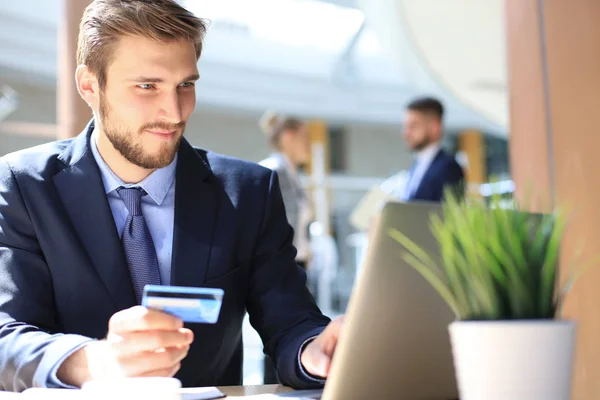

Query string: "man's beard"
[[412, 136, 433, 152], [99, 94, 184, 169]]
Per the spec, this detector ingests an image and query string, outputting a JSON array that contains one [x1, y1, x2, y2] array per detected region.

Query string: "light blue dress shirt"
[[90, 130, 177, 285]]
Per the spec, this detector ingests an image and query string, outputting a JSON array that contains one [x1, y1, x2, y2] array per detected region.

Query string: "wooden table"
[[218, 384, 293, 397]]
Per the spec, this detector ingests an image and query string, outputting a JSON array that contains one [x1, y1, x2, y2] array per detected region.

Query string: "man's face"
[[96, 35, 199, 169], [402, 110, 439, 151]]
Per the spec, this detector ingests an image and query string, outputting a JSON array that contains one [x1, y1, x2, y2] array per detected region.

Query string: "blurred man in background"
[[385, 97, 464, 202]]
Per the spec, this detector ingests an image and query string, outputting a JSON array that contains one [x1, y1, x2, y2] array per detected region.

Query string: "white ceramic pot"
[[449, 320, 576, 400]]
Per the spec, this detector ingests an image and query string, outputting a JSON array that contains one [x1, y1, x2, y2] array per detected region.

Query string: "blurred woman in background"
[[259, 112, 313, 270], [258, 112, 314, 384]]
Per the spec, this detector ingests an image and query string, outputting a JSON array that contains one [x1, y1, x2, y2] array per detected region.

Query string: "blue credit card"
[[142, 285, 224, 324]]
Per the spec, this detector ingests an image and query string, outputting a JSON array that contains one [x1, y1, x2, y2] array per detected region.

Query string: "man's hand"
[[57, 306, 193, 387], [300, 315, 345, 378]]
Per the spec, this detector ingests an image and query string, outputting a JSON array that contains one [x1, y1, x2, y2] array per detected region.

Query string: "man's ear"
[[430, 119, 443, 138], [75, 65, 99, 107]]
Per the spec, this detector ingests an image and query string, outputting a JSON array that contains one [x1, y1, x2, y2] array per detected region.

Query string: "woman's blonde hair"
[[259, 111, 304, 149], [77, 0, 207, 90]]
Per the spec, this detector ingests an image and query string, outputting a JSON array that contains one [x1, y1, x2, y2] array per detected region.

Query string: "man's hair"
[[77, 0, 207, 89], [406, 97, 444, 121]]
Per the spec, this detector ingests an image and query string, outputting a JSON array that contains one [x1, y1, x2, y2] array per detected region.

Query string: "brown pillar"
[[458, 130, 487, 198], [57, 0, 92, 139], [506, 1, 600, 398], [306, 120, 332, 231], [305, 120, 329, 176]]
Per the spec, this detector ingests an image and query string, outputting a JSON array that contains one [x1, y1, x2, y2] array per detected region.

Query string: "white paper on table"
[[179, 386, 226, 400]]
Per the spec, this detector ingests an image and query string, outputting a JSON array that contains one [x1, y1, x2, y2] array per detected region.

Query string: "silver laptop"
[[284, 201, 459, 400]]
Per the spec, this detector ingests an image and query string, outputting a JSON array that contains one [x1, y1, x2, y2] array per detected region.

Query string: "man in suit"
[[0, 0, 340, 392], [385, 97, 464, 202]]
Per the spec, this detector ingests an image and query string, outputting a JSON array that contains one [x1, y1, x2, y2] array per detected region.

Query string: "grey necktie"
[[117, 187, 161, 303]]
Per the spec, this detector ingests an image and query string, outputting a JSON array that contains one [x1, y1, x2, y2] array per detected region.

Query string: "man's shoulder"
[[431, 150, 464, 181], [1, 139, 74, 176], [435, 149, 462, 168]]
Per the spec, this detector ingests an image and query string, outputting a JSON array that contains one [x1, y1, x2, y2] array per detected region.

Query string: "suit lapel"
[[53, 122, 136, 310], [170, 139, 218, 287], [412, 149, 444, 199]]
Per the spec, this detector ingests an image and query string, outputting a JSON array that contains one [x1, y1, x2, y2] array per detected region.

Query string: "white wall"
[[0, 134, 53, 155], [185, 110, 271, 164], [344, 122, 411, 177]]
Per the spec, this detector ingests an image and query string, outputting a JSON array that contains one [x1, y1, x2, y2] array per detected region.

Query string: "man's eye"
[[179, 82, 195, 88], [137, 84, 155, 90]]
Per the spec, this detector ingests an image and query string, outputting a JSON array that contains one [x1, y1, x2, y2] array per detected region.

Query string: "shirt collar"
[[414, 142, 441, 165], [90, 129, 177, 205]]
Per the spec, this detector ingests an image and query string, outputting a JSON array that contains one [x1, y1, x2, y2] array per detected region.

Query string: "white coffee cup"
[[81, 377, 182, 400]]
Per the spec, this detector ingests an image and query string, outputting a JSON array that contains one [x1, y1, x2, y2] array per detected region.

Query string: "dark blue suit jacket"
[[0, 122, 330, 392], [408, 150, 465, 202]]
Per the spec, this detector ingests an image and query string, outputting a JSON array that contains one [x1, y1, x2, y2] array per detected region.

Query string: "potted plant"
[[389, 192, 595, 400]]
